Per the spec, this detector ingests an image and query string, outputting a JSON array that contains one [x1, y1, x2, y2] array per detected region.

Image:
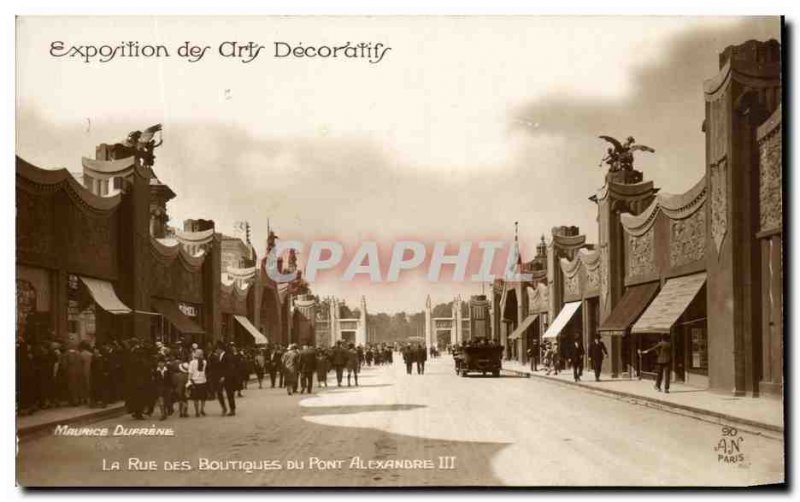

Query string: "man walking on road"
[[571, 337, 585, 382], [346, 343, 360, 387], [298, 345, 317, 394], [331, 341, 348, 387], [416, 344, 427, 375], [588, 335, 608, 381], [214, 342, 237, 416], [268, 345, 284, 388], [402, 345, 414, 375], [281, 344, 301, 395], [527, 336, 540, 372], [639, 334, 672, 393]]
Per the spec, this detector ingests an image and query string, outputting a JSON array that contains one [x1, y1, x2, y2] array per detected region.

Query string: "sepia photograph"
[[13, 14, 785, 488]]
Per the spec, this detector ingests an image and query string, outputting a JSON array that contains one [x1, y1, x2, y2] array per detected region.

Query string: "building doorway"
[[340, 331, 356, 345]]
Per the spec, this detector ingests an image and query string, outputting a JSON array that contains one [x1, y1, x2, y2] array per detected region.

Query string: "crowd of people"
[[536, 335, 609, 382], [16, 337, 409, 419]]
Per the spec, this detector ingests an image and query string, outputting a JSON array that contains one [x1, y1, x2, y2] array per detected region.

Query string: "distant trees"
[[366, 310, 425, 344]]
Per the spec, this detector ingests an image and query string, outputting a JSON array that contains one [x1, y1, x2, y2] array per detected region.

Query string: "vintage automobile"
[[453, 343, 503, 377]]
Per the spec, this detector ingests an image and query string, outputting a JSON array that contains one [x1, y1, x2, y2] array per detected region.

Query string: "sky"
[[15, 16, 780, 313]]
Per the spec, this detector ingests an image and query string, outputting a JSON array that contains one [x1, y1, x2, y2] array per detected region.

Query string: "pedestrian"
[[528, 337, 541, 372], [57, 343, 82, 406], [316, 348, 330, 388], [205, 344, 218, 401], [639, 334, 672, 393], [416, 344, 428, 374], [281, 344, 301, 395], [254, 349, 266, 389], [124, 340, 151, 420], [231, 345, 246, 397], [16, 340, 36, 414], [188, 348, 208, 417], [588, 335, 608, 381], [79, 342, 93, 405], [153, 358, 171, 421], [402, 345, 414, 375], [571, 338, 585, 382], [346, 343, 359, 387], [30, 342, 52, 410], [331, 341, 348, 386], [214, 342, 238, 416], [107, 342, 124, 403], [298, 345, 317, 394], [269, 345, 284, 388], [173, 357, 190, 418], [89, 345, 109, 408]]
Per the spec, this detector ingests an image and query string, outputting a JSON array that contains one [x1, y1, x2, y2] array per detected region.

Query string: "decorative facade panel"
[[16, 190, 57, 265], [627, 230, 655, 278], [599, 245, 609, 310], [759, 127, 782, 232], [670, 209, 707, 267], [564, 272, 580, 298], [585, 266, 600, 292], [150, 255, 204, 304], [65, 199, 116, 277], [710, 158, 728, 255]]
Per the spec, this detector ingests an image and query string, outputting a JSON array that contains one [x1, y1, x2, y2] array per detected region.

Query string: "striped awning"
[[79, 276, 131, 314], [543, 301, 582, 340], [598, 282, 659, 335], [632, 273, 706, 334], [234, 315, 268, 345], [508, 314, 538, 340]]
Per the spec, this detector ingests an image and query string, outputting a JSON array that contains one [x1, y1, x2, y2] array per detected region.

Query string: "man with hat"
[[330, 341, 348, 387], [298, 344, 317, 394], [213, 341, 238, 416], [281, 344, 301, 395]]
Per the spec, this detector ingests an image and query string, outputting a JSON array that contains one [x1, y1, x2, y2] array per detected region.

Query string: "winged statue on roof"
[[112, 124, 163, 167], [598, 135, 655, 172]]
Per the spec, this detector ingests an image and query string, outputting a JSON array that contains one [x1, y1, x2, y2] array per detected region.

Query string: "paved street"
[[17, 355, 783, 487]]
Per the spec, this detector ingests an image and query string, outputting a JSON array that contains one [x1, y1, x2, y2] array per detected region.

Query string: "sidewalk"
[[503, 360, 783, 437], [17, 375, 263, 439], [17, 402, 127, 438]]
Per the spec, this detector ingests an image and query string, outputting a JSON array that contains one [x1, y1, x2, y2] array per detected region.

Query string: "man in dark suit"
[[570, 337, 585, 382], [214, 342, 238, 416], [639, 334, 672, 393], [268, 345, 284, 388], [588, 335, 608, 381], [298, 345, 317, 394], [527, 336, 541, 372], [402, 345, 414, 375], [415, 344, 427, 374], [330, 341, 348, 386]]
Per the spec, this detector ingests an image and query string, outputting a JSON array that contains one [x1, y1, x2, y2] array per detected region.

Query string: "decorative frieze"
[[564, 272, 580, 298], [759, 125, 782, 232], [670, 209, 707, 267], [585, 266, 600, 292], [627, 230, 655, 278], [710, 158, 728, 255]]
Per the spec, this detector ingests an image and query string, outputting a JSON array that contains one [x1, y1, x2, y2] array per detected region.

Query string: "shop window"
[[688, 327, 708, 374]]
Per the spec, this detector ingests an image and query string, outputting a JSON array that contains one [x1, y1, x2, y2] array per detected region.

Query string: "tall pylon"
[[424, 295, 432, 348]]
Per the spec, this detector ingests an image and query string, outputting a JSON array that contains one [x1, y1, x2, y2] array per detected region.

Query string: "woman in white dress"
[[187, 349, 208, 417]]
